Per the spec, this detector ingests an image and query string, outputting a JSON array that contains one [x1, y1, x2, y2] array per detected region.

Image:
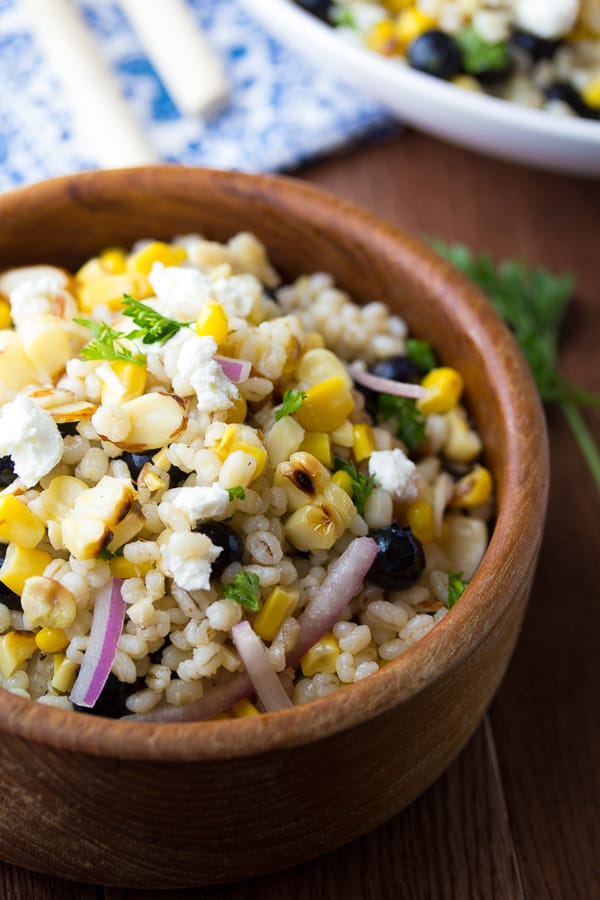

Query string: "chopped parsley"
[[274, 388, 307, 421], [121, 294, 192, 345], [226, 485, 246, 501], [98, 546, 124, 561], [223, 570, 261, 612], [377, 394, 426, 453], [447, 570, 468, 609], [334, 458, 375, 516], [406, 338, 437, 375], [73, 318, 146, 367], [330, 7, 356, 28], [456, 25, 509, 77]]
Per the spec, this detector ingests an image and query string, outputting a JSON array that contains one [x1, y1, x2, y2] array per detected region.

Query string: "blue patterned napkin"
[[0, 0, 392, 190]]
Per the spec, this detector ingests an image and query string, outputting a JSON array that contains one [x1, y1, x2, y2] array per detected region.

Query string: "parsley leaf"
[[74, 318, 146, 367], [432, 240, 600, 493], [223, 570, 261, 612], [274, 388, 307, 421], [98, 546, 124, 561], [406, 338, 437, 374], [121, 294, 191, 345], [377, 395, 426, 452], [226, 485, 246, 501], [330, 7, 356, 28], [334, 458, 375, 516], [447, 570, 468, 608], [456, 25, 509, 76]]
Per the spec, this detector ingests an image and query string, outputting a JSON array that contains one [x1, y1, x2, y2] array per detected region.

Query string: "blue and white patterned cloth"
[[0, 0, 393, 191]]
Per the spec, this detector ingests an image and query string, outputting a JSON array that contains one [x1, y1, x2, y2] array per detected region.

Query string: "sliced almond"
[[27, 388, 76, 410], [50, 401, 98, 423], [106, 392, 187, 452]]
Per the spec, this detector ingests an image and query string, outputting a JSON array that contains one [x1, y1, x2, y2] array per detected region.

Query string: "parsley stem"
[[559, 401, 600, 494]]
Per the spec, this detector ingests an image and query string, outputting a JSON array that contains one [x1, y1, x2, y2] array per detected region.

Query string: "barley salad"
[[0, 234, 493, 721]]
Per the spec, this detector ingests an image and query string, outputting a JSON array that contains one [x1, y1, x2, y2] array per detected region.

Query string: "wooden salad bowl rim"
[[0, 166, 549, 762]]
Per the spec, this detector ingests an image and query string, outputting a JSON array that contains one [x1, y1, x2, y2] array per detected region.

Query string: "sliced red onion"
[[231, 621, 292, 712], [289, 536, 379, 666], [349, 365, 427, 400], [215, 355, 252, 384], [70, 577, 125, 708]]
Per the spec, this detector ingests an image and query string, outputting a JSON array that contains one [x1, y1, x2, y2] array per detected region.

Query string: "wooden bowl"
[[0, 167, 548, 888]]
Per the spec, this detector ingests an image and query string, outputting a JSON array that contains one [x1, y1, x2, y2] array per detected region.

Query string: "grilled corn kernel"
[[152, 447, 171, 470], [196, 302, 229, 345], [0, 495, 45, 549], [106, 510, 145, 553], [35, 627, 69, 654], [0, 631, 37, 679], [231, 698, 260, 717], [109, 556, 152, 580], [582, 76, 600, 109], [384, 0, 414, 11], [295, 376, 355, 433], [407, 499, 436, 543], [266, 416, 305, 468], [395, 8, 436, 48], [295, 348, 352, 388], [0, 544, 53, 597], [274, 452, 331, 511], [51, 654, 79, 693], [352, 424, 376, 463], [418, 367, 464, 415], [322, 481, 357, 528], [443, 408, 482, 463], [234, 443, 267, 482], [0, 298, 11, 329], [127, 241, 187, 276], [332, 470, 353, 496], [300, 431, 332, 468], [99, 247, 127, 274], [300, 633, 340, 677], [450, 465, 493, 508], [452, 74, 484, 92], [78, 273, 151, 312], [225, 393, 247, 424], [284, 482, 353, 552], [19, 314, 72, 377], [21, 576, 77, 629], [303, 331, 325, 351], [253, 587, 299, 642], [101, 360, 147, 405], [330, 419, 354, 448], [365, 18, 399, 55], [75, 257, 105, 284], [39, 476, 88, 522]]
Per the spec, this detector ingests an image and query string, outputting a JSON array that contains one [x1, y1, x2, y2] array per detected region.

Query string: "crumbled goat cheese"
[[0, 395, 63, 487], [160, 531, 222, 591], [163, 333, 238, 412], [9, 273, 76, 328], [168, 484, 231, 526], [368, 449, 419, 503], [514, 0, 578, 39], [148, 263, 212, 322]]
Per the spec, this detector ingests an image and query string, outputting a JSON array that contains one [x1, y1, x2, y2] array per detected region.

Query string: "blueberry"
[[366, 524, 425, 590], [120, 452, 188, 487], [409, 30, 462, 80], [295, 0, 334, 23], [193, 522, 244, 577], [0, 548, 21, 610], [513, 29, 561, 63], [370, 355, 420, 384], [58, 422, 79, 437], [0, 455, 16, 489], [73, 673, 144, 718], [545, 82, 599, 120]]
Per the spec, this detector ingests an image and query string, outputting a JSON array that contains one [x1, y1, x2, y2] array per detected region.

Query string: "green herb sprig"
[[334, 458, 375, 516], [274, 388, 307, 421], [226, 485, 246, 501], [121, 294, 192, 345], [73, 318, 146, 367], [447, 570, 468, 609], [377, 395, 426, 453], [406, 338, 437, 375], [432, 241, 600, 493], [456, 25, 509, 77], [223, 570, 261, 612]]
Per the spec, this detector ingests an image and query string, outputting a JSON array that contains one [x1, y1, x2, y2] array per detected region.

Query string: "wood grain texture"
[[1, 129, 598, 897]]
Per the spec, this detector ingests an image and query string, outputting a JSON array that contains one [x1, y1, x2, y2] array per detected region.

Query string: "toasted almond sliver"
[[50, 401, 98, 423], [28, 388, 76, 410]]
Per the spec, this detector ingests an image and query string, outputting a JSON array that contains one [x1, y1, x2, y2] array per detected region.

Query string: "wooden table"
[[3, 132, 599, 900]]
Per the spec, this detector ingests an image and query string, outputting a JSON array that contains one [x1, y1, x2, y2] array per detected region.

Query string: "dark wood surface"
[[2, 130, 599, 899]]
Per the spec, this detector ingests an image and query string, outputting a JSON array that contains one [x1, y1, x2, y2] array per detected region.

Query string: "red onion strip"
[[215, 355, 252, 384], [69, 577, 125, 708], [349, 366, 427, 400], [232, 621, 292, 712]]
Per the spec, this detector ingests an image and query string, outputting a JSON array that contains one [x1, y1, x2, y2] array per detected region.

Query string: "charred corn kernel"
[[78, 273, 149, 312], [384, 0, 414, 11], [75, 257, 105, 284], [266, 416, 305, 468], [332, 469, 353, 496], [0, 495, 45, 548], [35, 627, 69, 654], [295, 376, 354, 433], [365, 18, 398, 55], [452, 74, 483, 92], [253, 587, 299, 642], [21, 576, 77, 629], [51, 654, 79, 693], [0, 298, 11, 328], [284, 482, 353, 551], [274, 452, 331, 511], [352, 424, 376, 463], [127, 241, 187, 276], [195, 302, 229, 345], [231, 698, 260, 717], [40, 476, 88, 522], [106, 510, 145, 553], [407, 499, 436, 543], [303, 331, 325, 351], [443, 408, 482, 464], [99, 247, 127, 274], [101, 360, 147, 405], [395, 8, 436, 48], [330, 418, 354, 448], [19, 314, 71, 377], [322, 481, 356, 528], [152, 447, 171, 470], [0, 544, 53, 596], [234, 443, 267, 482], [214, 424, 240, 460], [295, 348, 352, 388], [224, 393, 247, 424], [109, 556, 152, 580], [300, 431, 332, 468], [582, 77, 600, 110], [300, 633, 340, 677], [418, 367, 464, 415], [450, 465, 493, 508], [0, 631, 37, 679]]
